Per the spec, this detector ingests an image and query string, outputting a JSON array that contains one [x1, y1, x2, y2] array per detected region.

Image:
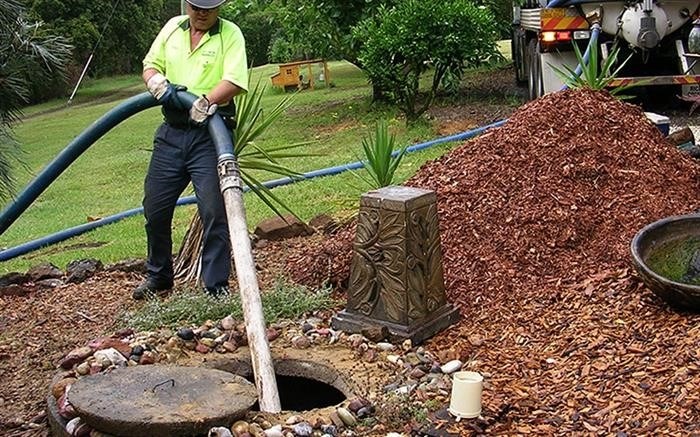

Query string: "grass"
[[1, 58, 516, 274], [120, 280, 338, 331]]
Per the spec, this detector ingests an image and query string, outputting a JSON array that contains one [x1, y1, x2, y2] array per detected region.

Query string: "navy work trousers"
[[143, 123, 231, 289]]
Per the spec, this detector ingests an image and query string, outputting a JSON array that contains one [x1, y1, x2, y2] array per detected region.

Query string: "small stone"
[[208, 427, 233, 437], [222, 341, 238, 353], [200, 338, 216, 348], [301, 322, 314, 333], [347, 398, 368, 414], [336, 408, 356, 427], [356, 406, 374, 419], [131, 345, 145, 356], [52, 377, 77, 400], [404, 353, 422, 366], [60, 346, 93, 369], [376, 342, 395, 351], [440, 360, 463, 374], [139, 351, 157, 365], [267, 328, 280, 342], [201, 330, 218, 339], [386, 355, 402, 365], [347, 334, 365, 349], [263, 425, 283, 437], [328, 412, 344, 429], [293, 422, 313, 437], [230, 420, 249, 436], [285, 415, 304, 425], [66, 417, 91, 436], [362, 349, 378, 363], [177, 328, 195, 341], [195, 343, 211, 354], [76, 362, 91, 376], [221, 315, 236, 330], [93, 348, 127, 367], [401, 339, 412, 351], [291, 335, 311, 349], [361, 326, 388, 343], [320, 425, 337, 436], [409, 368, 426, 380]]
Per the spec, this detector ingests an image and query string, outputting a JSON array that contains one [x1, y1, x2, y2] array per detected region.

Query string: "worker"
[[133, 0, 248, 300]]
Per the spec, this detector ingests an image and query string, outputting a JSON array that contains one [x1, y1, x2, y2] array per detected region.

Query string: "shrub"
[[354, 0, 499, 121]]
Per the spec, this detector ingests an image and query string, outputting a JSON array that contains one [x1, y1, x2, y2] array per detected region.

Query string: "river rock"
[[231, 420, 249, 435], [347, 398, 368, 414], [66, 417, 91, 436], [336, 408, 356, 427], [263, 424, 283, 437], [221, 315, 236, 330], [291, 335, 311, 349], [360, 326, 388, 343], [293, 422, 313, 437], [139, 350, 157, 365], [177, 328, 195, 341], [440, 360, 463, 374], [88, 337, 131, 357], [52, 377, 77, 400], [208, 427, 233, 437], [93, 348, 127, 367], [60, 346, 93, 369], [376, 342, 395, 351]]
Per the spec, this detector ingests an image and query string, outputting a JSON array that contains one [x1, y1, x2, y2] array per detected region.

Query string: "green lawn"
[[1, 60, 511, 273]]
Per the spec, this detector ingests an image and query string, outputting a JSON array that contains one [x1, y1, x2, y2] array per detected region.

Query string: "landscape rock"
[[104, 258, 146, 273], [360, 326, 389, 343], [254, 214, 313, 241], [27, 263, 63, 281], [66, 259, 103, 283], [0, 272, 28, 286], [60, 346, 93, 369]]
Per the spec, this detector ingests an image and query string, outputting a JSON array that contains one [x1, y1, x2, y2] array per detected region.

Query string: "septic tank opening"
[[210, 357, 353, 412], [247, 374, 346, 411]]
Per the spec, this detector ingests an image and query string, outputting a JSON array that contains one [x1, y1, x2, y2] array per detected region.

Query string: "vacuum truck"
[[512, 0, 700, 99]]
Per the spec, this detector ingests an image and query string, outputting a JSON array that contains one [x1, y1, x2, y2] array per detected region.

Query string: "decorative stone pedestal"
[[332, 186, 460, 344]]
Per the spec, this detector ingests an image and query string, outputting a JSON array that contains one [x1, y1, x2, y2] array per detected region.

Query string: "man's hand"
[[146, 73, 172, 101], [189, 95, 218, 126], [146, 73, 187, 109]]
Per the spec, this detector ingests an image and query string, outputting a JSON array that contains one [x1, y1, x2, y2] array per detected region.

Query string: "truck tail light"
[[541, 31, 572, 42]]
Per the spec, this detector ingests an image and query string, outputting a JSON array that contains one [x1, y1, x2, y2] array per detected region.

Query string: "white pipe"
[[68, 53, 94, 104], [218, 158, 281, 413]]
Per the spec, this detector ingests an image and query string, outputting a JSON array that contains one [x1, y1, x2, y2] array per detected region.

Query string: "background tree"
[[0, 0, 71, 201], [221, 0, 277, 67], [26, 0, 163, 90], [354, 0, 498, 121]]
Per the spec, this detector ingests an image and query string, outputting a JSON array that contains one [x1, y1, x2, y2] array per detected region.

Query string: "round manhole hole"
[[209, 357, 354, 412]]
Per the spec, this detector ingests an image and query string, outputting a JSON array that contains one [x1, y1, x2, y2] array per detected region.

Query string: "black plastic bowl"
[[631, 213, 700, 311]]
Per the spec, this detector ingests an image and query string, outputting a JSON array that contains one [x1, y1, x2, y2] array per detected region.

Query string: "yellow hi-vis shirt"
[[143, 16, 248, 98]]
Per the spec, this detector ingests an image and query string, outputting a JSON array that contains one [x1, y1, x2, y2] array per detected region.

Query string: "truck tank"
[[512, 0, 700, 99]]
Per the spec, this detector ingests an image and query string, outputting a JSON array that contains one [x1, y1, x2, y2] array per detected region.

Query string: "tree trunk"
[[173, 212, 204, 286]]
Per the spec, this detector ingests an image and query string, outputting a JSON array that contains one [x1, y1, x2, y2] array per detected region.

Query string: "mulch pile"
[[286, 88, 700, 434]]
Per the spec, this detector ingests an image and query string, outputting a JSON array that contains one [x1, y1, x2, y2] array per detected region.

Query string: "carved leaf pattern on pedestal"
[[348, 209, 381, 316], [376, 209, 407, 324], [407, 203, 447, 321]]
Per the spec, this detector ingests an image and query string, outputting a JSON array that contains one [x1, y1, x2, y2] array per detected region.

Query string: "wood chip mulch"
[[286, 89, 700, 434]]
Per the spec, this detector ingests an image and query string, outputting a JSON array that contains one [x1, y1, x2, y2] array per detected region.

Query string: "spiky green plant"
[[552, 42, 636, 97], [353, 119, 407, 189]]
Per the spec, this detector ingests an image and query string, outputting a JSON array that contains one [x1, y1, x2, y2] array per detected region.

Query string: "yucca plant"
[[174, 77, 314, 284], [552, 41, 636, 97], [353, 119, 408, 189]]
